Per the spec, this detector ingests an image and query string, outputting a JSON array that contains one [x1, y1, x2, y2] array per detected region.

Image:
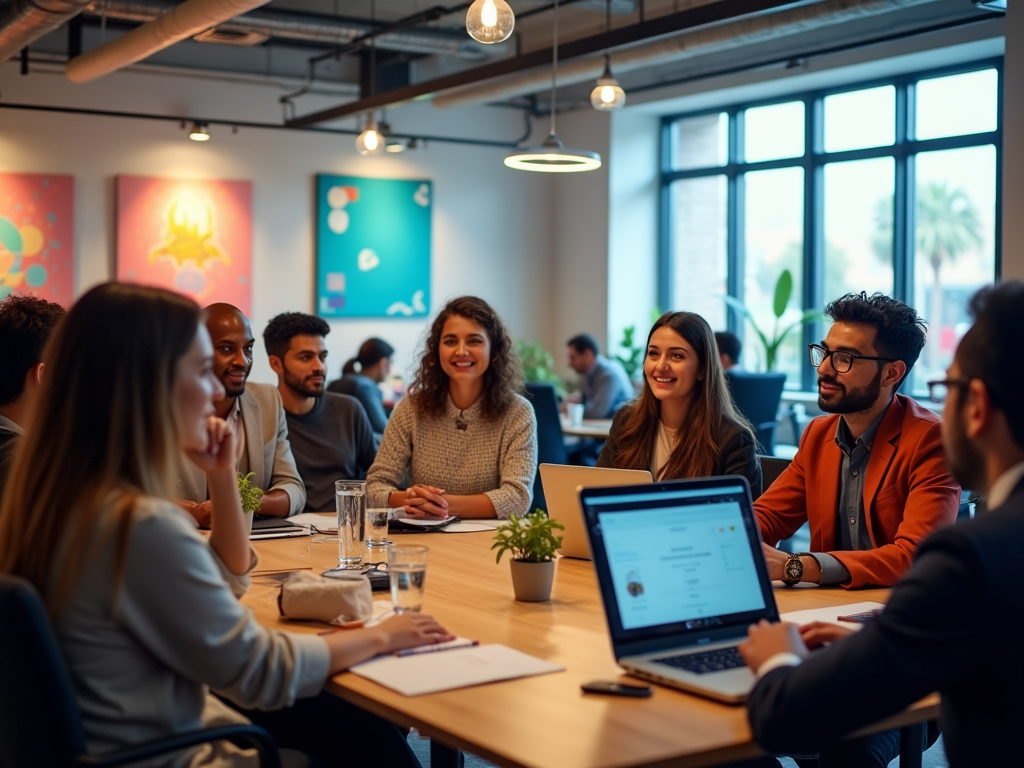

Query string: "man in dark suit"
[[0, 296, 66, 494], [739, 281, 1024, 767]]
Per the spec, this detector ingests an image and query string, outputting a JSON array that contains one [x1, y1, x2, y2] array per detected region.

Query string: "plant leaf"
[[773, 269, 793, 320]]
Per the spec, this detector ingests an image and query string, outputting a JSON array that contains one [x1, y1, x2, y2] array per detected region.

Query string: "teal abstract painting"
[[316, 174, 431, 318]]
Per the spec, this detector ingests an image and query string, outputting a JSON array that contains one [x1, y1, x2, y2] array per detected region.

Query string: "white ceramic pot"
[[509, 559, 555, 602]]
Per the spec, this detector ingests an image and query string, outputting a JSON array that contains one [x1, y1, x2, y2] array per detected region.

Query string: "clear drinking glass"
[[365, 507, 393, 548], [388, 545, 428, 613], [335, 480, 366, 569]]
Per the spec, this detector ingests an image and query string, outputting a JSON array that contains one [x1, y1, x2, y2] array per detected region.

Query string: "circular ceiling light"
[[188, 122, 210, 141], [466, 0, 515, 44], [504, 133, 602, 173]]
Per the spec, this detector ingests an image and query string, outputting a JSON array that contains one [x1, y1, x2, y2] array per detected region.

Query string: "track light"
[[188, 122, 210, 141]]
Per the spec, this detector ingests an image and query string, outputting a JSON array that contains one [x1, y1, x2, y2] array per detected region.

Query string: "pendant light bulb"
[[466, 0, 514, 44], [590, 59, 625, 111], [356, 114, 385, 155]]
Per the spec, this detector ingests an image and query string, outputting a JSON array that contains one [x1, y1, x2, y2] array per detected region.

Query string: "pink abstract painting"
[[116, 175, 252, 314], [0, 173, 75, 305]]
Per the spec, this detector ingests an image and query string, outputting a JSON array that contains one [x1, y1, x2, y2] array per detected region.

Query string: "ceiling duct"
[[433, 0, 945, 107], [81, 0, 494, 59], [0, 0, 93, 63]]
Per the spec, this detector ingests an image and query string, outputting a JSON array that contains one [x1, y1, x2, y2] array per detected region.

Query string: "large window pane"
[[743, 167, 805, 386], [915, 69, 998, 140], [744, 102, 805, 163], [910, 145, 997, 394], [669, 176, 728, 328], [823, 86, 895, 152], [823, 157, 895, 302], [670, 113, 729, 171]]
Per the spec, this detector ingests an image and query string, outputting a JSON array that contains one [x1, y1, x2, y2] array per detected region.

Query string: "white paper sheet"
[[440, 522, 498, 533], [288, 512, 336, 531], [351, 644, 564, 696], [779, 601, 885, 630]]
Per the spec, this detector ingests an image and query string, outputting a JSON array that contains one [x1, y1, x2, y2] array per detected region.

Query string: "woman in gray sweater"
[[0, 283, 451, 768], [368, 296, 538, 519]]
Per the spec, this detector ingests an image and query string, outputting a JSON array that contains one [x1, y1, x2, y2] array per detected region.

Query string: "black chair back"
[[0, 574, 86, 768], [758, 455, 791, 491], [525, 383, 568, 512], [726, 371, 787, 454]]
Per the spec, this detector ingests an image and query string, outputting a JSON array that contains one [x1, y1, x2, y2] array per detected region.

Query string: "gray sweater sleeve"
[[120, 505, 330, 710], [484, 398, 538, 519], [366, 398, 415, 509]]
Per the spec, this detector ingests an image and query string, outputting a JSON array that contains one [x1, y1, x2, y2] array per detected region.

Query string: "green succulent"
[[492, 509, 564, 564]]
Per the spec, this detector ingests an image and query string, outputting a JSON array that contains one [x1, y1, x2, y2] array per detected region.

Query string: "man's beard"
[[946, 405, 985, 491], [818, 366, 884, 414], [285, 367, 324, 399], [220, 368, 249, 399]]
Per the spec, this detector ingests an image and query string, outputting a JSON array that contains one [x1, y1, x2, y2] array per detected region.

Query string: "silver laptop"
[[580, 477, 778, 704], [539, 464, 653, 560]]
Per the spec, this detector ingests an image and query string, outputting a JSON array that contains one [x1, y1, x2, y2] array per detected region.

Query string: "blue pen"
[[395, 640, 479, 657]]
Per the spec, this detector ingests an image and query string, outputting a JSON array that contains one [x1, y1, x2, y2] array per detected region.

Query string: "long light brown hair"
[[0, 283, 202, 615], [408, 296, 523, 421], [613, 312, 753, 480]]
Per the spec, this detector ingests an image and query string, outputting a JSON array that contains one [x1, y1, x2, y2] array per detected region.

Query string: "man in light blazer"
[[178, 304, 305, 526]]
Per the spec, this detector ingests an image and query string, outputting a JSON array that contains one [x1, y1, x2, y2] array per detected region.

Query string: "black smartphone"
[[580, 680, 652, 697]]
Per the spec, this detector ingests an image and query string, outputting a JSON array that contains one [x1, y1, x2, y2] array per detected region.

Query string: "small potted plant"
[[237, 471, 264, 515], [492, 509, 564, 602]]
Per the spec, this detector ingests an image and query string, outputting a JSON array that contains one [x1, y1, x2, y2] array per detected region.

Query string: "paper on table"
[[392, 516, 455, 528], [440, 522, 498, 533], [779, 601, 885, 630], [351, 644, 564, 696], [288, 512, 336, 532]]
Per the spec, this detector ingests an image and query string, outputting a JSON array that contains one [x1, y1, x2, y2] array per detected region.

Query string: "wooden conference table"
[[245, 527, 936, 768]]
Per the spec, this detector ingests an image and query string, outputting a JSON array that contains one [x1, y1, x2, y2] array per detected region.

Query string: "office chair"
[[0, 574, 282, 768], [525, 382, 568, 513], [726, 370, 786, 454]]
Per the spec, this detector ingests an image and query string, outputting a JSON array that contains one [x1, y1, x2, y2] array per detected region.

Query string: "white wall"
[[0, 62, 556, 386]]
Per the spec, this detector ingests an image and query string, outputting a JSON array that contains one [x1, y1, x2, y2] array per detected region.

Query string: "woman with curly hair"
[[367, 296, 538, 519], [598, 311, 762, 497]]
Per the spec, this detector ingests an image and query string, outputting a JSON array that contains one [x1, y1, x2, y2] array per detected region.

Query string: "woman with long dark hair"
[[328, 337, 394, 438], [0, 283, 450, 767], [367, 296, 537, 519], [598, 311, 762, 496]]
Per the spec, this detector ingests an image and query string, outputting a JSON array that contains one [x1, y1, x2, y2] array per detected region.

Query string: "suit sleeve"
[[829, 419, 960, 588], [267, 389, 306, 515], [720, 426, 762, 499], [748, 529, 987, 755], [754, 424, 814, 544], [583, 367, 616, 420], [596, 408, 629, 469]]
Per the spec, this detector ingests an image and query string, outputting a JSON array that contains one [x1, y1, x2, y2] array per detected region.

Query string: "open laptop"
[[539, 464, 653, 560], [580, 476, 778, 704]]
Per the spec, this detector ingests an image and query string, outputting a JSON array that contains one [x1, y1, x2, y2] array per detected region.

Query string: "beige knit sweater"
[[367, 393, 538, 519]]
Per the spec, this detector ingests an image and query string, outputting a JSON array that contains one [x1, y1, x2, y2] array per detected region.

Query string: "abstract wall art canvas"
[[0, 173, 75, 305], [316, 174, 431, 318], [116, 175, 253, 315]]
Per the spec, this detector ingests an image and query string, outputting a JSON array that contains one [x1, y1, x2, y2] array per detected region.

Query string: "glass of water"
[[365, 507, 393, 548], [335, 480, 366, 569], [387, 545, 428, 613]]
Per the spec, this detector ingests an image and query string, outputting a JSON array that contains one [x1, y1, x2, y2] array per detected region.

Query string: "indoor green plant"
[[516, 339, 566, 400], [492, 509, 565, 602], [722, 269, 820, 372], [236, 471, 264, 514]]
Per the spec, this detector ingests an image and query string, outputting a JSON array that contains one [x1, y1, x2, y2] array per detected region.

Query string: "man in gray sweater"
[[264, 312, 377, 512]]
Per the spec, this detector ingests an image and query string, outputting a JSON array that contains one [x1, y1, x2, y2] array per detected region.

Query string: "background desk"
[[560, 418, 613, 440], [245, 530, 936, 768]]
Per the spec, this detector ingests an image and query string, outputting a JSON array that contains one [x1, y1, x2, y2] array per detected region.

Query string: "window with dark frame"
[[659, 59, 1003, 396]]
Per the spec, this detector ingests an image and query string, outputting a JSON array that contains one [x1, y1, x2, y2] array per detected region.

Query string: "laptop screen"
[[581, 478, 778, 648]]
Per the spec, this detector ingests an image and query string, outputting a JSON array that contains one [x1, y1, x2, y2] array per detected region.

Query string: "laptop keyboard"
[[653, 646, 745, 675]]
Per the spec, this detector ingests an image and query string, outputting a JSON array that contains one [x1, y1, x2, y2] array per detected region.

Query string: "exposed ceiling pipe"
[[66, 0, 277, 82], [81, 0, 493, 59], [0, 0, 93, 63], [433, 0, 944, 107]]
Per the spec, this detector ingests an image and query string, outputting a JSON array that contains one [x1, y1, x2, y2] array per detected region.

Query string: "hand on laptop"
[[799, 621, 855, 649], [404, 484, 450, 519], [738, 620, 808, 672]]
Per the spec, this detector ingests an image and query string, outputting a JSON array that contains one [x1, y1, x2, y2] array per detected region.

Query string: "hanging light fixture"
[[590, 0, 624, 111], [466, 0, 515, 44], [188, 122, 210, 141], [504, 0, 601, 173], [355, 0, 385, 156], [356, 113, 385, 155]]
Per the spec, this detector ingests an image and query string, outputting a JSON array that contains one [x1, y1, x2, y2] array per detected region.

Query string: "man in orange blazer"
[[756, 292, 960, 591]]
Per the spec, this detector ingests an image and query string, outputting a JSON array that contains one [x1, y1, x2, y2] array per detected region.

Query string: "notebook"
[[580, 476, 778, 704]]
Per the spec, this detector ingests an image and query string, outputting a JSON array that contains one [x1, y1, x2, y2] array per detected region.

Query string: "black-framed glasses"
[[927, 378, 972, 404], [808, 344, 896, 374]]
